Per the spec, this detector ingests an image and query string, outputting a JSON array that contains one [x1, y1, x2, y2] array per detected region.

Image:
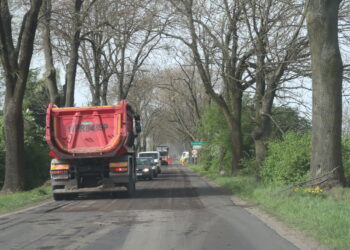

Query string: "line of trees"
[[0, 0, 348, 192]]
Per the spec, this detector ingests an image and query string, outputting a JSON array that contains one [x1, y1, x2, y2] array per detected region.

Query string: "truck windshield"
[[139, 153, 158, 159]]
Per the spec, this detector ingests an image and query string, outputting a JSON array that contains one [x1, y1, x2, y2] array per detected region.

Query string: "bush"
[[342, 138, 350, 183], [261, 132, 311, 185], [197, 104, 232, 173], [197, 103, 254, 174], [0, 117, 4, 187], [23, 110, 50, 189], [0, 111, 49, 190]]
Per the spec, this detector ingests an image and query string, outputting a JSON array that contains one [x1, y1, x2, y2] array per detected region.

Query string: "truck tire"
[[53, 193, 65, 201]]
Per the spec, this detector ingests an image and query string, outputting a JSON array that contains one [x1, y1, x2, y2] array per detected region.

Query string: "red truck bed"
[[46, 100, 135, 159]]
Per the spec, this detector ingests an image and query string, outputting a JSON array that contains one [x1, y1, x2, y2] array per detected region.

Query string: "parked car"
[[137, 151, 162, 176], [136, 157, 155, 180]]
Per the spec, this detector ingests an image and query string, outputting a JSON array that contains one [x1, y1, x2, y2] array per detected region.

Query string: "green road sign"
[[191, 142, 203, 147]]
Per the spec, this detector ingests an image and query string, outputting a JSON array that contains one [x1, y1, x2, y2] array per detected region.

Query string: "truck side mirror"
[[134, 115, 141, 134]]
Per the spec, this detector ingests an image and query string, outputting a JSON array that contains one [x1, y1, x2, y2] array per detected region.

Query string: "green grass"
[[189, 164, 350, 250], [0, 185, 52, 215]]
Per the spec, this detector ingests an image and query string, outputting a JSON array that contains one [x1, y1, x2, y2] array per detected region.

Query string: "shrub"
[[23, 110, 50, 189], [342, 138, 350, 183], [0, 111, 49, 190], [0, 117, 4, 187], [261, 132, 311, 185], [197, 103, 254, 174], [1, 70, 50, 190]]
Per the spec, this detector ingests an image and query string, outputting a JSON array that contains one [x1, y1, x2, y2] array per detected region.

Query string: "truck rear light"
[[50, 170, 69, 180], [50, 164, 70, 170], [110, 167, 128, 173], [109, 162, 128, 168], [50, 164, 70, 180]]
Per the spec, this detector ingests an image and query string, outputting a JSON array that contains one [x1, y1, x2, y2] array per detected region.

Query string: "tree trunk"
[[64, 40, 80, 107], [2, 99, 25, 191], [230, 125, 242, 175], [101, 79, 108, 105], [228, 92, 243, 175], [91, 43, 101, 106], [254, 133, 267, 167], [252, 93, 274, 175], [142, 136, 147, 151], [307, 0, 346, 187], [64, 0, 83, 107], [0, 0, 43, 192], [91, 85, 101, 106], [41, 0, 60, 105]]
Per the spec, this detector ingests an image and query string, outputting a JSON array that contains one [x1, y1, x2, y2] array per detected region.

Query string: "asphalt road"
[[0, 165, 299, 250]]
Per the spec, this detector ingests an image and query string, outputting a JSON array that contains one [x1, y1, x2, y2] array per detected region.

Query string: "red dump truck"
[[45, 100, 141, 200]]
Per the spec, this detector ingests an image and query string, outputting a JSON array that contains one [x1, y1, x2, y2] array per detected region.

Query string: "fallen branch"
[[277, 166, 340, 194]]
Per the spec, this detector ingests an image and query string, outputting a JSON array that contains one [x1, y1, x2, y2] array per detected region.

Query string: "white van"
[[181, 151, 189, 160]]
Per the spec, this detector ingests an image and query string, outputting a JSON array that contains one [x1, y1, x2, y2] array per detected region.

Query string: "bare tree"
[[307, 0, 346, 187], [0, 0, 43, 191], [126, 72, 161, 151], [243, 0, 309, 171], [76, 0, 167, 105], [78, 0, 114, 106], [168, 0, 255, 174], [107, 0, 165, 101], [158, 63, 207, 143], [50, 0, 96, 107]]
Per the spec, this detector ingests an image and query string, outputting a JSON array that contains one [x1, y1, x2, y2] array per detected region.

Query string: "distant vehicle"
[[180, 151, 189, 166], [181, 151, 189, 159], [137, 151, 161, 176], [156, 145, 169, 165], [45, 100, 141, 200], [136, 157, 155, 180]]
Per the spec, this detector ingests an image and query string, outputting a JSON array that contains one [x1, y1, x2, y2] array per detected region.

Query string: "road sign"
[[192, 149, 198, 158], [191, 141, 203, 149]]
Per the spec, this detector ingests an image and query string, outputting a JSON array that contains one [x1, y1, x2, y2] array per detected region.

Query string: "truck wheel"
[[53, 193, 65, 201]]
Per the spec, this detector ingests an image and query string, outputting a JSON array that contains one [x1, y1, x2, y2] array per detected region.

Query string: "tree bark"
[[64, 0, 83, 107], [142, 136, 147, 151], [41, 0, 60, 105], [228, 91, 243, 174], [0, 0, 43, 191], [307, 0, 346, 187], [101, 78, 108, 105], [3, 100, 25, 190], [252, 89, 274, 172]]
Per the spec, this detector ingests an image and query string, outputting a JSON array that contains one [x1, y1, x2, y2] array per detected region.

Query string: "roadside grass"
[[0, 185, 52, 215], [189, 164, 350, 250]]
